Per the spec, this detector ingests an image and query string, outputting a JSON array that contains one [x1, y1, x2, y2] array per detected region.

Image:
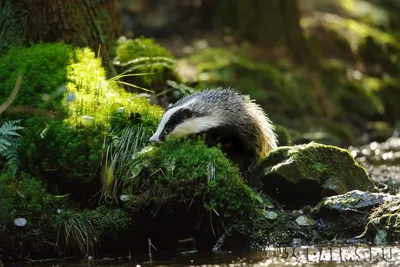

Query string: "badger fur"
[[149, 88, 278, 173]]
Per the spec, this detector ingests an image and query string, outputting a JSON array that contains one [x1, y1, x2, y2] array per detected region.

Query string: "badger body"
[[149, 88, 278, 172]]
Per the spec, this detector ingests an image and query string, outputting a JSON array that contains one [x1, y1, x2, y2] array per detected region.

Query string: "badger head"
[[149, 98, 222, 143]]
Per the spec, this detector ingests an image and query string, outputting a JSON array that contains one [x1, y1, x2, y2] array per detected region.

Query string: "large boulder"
[[253, 142, 376, 209]]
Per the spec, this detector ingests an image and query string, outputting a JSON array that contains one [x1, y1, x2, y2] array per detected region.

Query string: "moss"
[[65, 47, 163, 129], [115, 37, 173, 62], [360, 198, 400, 241], [0, 43, 72, 112], [0, 171, 67, 259], [54, 206, 131, 255], [280, 143, 374, 192], [255, 143, 376, 209], [124, 137, 259, 235], [20, 118, 103, 186], [113, 37, 180, 89], [0, 43, 163, 205]]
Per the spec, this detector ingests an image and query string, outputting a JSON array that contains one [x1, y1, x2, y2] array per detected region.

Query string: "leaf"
[[262, 210, 278, 220], [131, 164, 143, 178]]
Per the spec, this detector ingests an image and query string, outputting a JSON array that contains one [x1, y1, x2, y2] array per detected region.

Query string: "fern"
[[0, 120, 24, 175]]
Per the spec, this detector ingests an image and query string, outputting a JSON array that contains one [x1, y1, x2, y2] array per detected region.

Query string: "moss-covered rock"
[[309, 190, 399, 243], [253, 142, 376, 209], [360, 196, 400, 244]]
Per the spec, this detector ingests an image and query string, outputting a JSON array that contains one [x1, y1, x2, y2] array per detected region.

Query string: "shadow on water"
[[5, 245, 400, 267]]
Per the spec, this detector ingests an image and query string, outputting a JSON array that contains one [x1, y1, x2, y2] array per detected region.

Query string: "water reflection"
[[6, 245, 400, 267]]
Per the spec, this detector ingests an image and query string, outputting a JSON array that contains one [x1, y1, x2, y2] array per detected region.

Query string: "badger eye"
[[182, 108, 193, 118]]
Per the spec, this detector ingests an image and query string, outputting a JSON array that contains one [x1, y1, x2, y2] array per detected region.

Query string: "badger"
[[149, 88, 278, 174]]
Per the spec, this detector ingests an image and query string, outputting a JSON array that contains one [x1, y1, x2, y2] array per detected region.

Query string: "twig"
[[212, 232, 227, 253], [148, 238, 157, 263], [0, 73, 23, 114]]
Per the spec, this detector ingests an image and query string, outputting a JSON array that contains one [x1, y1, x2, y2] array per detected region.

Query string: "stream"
[[5, 244, 400, 267]]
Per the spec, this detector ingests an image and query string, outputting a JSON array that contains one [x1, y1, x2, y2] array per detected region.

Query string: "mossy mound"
[[113, 37, 181, 91], [0, 171, 67, 260], [0, 43, 72, 112], [0, 43, 163, 200], [254, 142, 376, 209], [119, 138, 261, 247]]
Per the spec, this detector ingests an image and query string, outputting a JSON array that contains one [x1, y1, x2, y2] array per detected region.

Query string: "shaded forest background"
[[118, 0, 400, 146], [1, 0, 400, 146]]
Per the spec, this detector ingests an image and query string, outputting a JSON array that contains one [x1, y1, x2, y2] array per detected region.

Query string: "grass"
[[99, 124, 150, 203]]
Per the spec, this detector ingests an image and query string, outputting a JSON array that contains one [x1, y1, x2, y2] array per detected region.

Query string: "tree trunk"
[[280, 0, 312, 65], [0, 0, 121, 73]]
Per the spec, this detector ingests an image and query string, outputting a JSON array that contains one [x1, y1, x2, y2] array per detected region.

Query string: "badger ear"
[[182, 107, 194, 118]]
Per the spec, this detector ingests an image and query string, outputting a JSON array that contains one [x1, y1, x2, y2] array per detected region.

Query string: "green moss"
[[287, 143, 372, 191], [55, 206, 131, 254], [0, 171, 67, 258], [260, 142, 375, 194], [125, 137, 259, 235], [20, 118, 103, 184], [0, 43, 72, 111], [114, 37, 180, 89], [65, 47, 163, 129], [115, 37, 173, 62], [0, 43, 164, 205]]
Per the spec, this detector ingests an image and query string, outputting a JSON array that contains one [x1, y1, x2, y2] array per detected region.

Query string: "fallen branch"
[[0, 73, 23, 114]]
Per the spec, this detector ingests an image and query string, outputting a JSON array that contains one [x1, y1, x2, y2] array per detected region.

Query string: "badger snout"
[[148, 134, 161, 143]]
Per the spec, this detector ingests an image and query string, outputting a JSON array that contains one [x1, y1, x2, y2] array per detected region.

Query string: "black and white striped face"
[[148, 99, 222, 143]]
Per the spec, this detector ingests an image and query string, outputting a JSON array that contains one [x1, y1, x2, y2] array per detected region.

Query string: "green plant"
[[56, 211, 99, 256], [55, 206, 131, 255], [100, 123, 150, 202], [0, 120, 23, 175]]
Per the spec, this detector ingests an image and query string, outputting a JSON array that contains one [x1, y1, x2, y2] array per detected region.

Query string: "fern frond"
[[0, 120, 24, 137], [2, 139, 21, 176], [0, 120, 23, 176]]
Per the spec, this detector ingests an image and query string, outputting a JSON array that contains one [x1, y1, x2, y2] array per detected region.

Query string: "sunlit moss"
[[113, 37, 179, 89], [65, 47, 163, 129]]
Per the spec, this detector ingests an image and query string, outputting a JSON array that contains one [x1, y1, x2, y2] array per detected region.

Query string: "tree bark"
[[0, 0, 121, 72]]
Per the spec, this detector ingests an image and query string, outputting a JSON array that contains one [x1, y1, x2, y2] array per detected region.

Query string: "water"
[[5, 245, 400, 267]]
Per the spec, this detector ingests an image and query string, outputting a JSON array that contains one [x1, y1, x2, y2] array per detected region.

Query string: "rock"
[[254, 142, 376, 209], [295, 215, 315, 226], [309, 190, 400, 242], [311, 190, 399, 214], [360, 197, 400, 242]]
